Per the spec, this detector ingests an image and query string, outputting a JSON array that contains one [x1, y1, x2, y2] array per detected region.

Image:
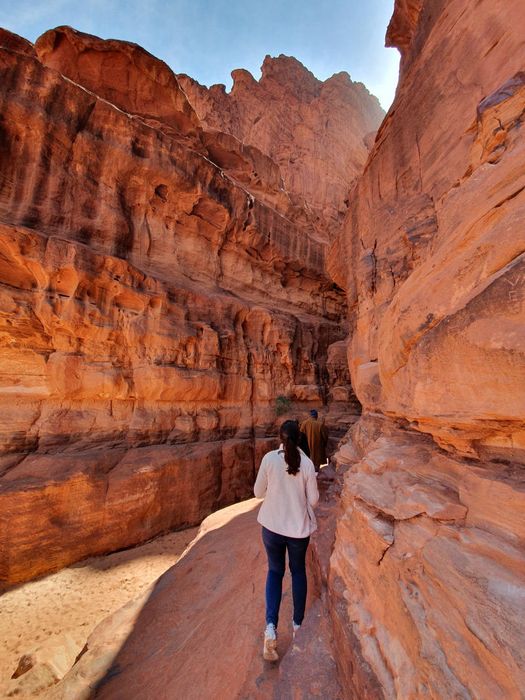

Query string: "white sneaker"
[[293, 622, 301, 639], [263, 623, 278, 661]]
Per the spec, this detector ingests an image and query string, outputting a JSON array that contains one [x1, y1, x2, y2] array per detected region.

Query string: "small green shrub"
[[275, 395, 292, 416]]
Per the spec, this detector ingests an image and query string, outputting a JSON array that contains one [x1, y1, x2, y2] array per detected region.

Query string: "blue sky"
[[0, 0, 399, 109]]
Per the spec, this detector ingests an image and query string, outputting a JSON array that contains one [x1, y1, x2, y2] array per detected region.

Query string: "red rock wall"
[[0, 27, 374, 586], [328, 1, 525, 697], [34, 27, 199, 135], [178, 56, 384, 240]]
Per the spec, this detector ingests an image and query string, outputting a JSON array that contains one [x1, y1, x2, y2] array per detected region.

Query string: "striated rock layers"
[[0, 27, 378, 585], [327, 1, 525, 698]]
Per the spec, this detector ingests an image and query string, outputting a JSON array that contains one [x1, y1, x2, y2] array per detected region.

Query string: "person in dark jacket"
[[294, 419, 310, 457], [300, 410, 328, 471]]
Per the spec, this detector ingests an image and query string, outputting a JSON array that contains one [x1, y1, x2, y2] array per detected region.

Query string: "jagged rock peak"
[[259, 54, 321, 100], [228, 54, 377, 105], [227, 55, 320, 100], [178, 55, 384, 238]]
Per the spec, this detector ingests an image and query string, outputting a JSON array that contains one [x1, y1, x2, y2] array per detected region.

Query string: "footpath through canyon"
[[1, 0, 525, 698]]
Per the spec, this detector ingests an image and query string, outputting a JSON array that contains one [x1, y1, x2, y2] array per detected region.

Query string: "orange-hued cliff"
[[178, 57, 384, 240], [0, 26, 379, 586], [1, 0, 525, 697], [326, 0, 525, 697]]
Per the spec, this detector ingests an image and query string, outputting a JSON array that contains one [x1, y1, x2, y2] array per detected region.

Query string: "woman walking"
[[254, 419, 319, 661]]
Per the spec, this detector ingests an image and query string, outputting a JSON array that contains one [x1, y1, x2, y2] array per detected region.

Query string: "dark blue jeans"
[[262, 526, 310, 628]]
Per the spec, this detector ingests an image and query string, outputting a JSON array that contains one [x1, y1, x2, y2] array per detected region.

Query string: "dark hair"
[[279, 420, 301, 476]]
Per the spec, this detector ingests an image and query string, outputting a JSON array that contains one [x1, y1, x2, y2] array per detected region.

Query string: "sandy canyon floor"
[[0, 527, 198, 697]]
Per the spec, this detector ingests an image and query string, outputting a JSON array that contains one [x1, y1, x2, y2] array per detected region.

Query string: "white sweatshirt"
[[254, 445, 319, 538]]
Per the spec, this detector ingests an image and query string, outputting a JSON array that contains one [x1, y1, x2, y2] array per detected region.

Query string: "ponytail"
[[279, 420, 301, 476]]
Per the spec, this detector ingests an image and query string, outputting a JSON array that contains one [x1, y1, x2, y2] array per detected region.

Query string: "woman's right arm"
[[254, 455, 269, 499]]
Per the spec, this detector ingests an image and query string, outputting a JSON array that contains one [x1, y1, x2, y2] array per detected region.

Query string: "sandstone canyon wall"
[[0, 27, 381, 586], [327, 0, 525, 698], [178, 57, 384, 240]]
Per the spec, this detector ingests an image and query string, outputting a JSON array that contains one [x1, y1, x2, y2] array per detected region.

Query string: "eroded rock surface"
[[0, 27, 372, 585], [35, 26, 199, 136], [178, 56, 384, 239], [327, 1, 525, 697]]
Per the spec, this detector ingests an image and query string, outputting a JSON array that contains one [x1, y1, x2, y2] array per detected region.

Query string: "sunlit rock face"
[[0, 27, 376, 585], [178, 55, 384, 241], [327, 0, 525, 697], [0, 28, 35, 57]]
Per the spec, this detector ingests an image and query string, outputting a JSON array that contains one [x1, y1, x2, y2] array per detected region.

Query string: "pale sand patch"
[[0, 527, 198, 695]]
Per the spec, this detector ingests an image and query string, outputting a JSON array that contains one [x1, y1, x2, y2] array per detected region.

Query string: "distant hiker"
[[254, 419, 319, 662], [300, 410, 328, 472], [294, 419, 310, 457]]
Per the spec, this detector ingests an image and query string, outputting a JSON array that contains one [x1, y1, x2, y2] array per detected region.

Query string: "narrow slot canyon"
[[1, 0, 525, 698]]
